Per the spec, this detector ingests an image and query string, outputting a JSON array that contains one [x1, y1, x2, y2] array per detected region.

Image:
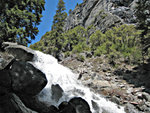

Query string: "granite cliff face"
[[65, 0, 137, 32]]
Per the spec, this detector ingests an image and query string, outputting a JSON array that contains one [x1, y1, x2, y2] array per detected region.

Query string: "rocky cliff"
[[65, 0, 137, 32]]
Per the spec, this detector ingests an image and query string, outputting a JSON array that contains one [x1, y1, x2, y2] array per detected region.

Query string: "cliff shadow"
[[113, 60, 150, 93]]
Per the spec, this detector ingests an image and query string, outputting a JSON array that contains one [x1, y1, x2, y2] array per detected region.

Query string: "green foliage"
[[77, 54, 85, 62], [0, 0, 45, 46], [52, 0, 67, 33], [31, 24, 142, 64], [64, 51, 71, 58], [51, 0, 67, 59], [94, 44, 107, 56], [72, 44, 84, 54], [30, 0, 67, 58], [89, 30, 106, 52], [63, 26, 87, 52], [90, 24, 142, 63]]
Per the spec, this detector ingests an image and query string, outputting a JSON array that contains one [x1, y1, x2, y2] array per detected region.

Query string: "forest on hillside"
[[0, 0, 150, 63], [29, 0, 150, 64]]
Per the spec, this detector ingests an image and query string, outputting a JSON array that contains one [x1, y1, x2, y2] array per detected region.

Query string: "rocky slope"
[[61, 54, 150, 113], [65, 0, 137, 32]]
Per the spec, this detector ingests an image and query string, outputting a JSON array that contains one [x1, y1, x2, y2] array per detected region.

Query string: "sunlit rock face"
[[64, 0, 136, 32]]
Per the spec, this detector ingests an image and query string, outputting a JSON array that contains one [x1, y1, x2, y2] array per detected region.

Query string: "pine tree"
[[51, 0, 67, 59], [52, 0, 67, 33], [0, 0, 45, 46], [135, 0, 150, 62]]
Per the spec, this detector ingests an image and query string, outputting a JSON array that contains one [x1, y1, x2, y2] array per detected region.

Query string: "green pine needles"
[[0, 0, 45, 46], [30, 24, 143, 64]]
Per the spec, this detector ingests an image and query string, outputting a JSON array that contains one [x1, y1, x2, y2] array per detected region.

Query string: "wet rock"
[[10, 61, 47, 96], [58, 101, 76, 113], [3, 42, 35, 61], [69, 97, 92, 113], [91, 100, 100, 112], [58, 53, 65, 61], [51, 84, 64, 102], [48, 105, 59, 113]]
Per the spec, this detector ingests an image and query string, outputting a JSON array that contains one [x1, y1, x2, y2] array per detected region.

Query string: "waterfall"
[[32, 51, 125, 113]]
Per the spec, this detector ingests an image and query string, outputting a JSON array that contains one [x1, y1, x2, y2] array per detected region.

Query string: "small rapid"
[[32, 51, 125, 113]]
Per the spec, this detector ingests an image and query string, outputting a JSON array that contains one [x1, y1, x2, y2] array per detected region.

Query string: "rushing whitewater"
[[32, 51, 125, 113]]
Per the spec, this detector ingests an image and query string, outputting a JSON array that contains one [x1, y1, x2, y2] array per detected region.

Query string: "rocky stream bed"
[[61, 55, 150, 113]]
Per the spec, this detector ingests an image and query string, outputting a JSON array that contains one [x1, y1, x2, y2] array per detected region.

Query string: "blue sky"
[[30, 0, 83, 45]]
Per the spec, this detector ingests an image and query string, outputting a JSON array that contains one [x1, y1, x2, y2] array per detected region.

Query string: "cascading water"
[[32, 51, 125, 113]]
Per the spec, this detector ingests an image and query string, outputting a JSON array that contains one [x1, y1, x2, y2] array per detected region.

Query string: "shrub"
[[64, 51, 71, 58], [72, 44, 84, 53], [77, 54, 85, 62]]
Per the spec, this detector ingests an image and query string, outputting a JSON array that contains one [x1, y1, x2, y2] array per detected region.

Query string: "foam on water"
[[32, 51, 125, 113]]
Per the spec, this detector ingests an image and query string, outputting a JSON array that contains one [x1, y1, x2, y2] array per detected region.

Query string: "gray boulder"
[[58, 97, 91, 113], [124, 103, 139, 113], [111, 6, 136, 23], [142, 92, 150, 101], [69, 97, 92, 113], [58, 101, 76, 113], [19, 95, 57, 113], [2, 42, 35, 61], [10, 61, 47, 96], [51, 84, 64, 102], [91, 100, 100, 113], [0, 52, 14, 70]]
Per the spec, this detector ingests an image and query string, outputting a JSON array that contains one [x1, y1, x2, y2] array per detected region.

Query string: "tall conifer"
[[51, 0, 67, 59]]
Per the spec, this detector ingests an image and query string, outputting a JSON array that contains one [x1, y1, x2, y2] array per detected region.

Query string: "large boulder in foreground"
[[0, 70, 11, 88], [2, 42, 35, 61], [0, 90, 37, 113], [19, 95, 58, 113], [10, 61, 47, 96]]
